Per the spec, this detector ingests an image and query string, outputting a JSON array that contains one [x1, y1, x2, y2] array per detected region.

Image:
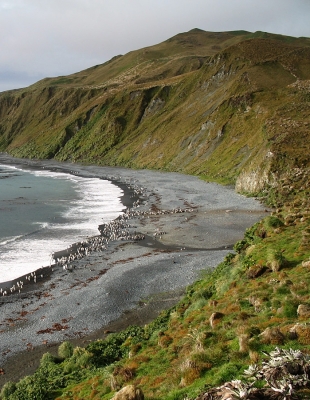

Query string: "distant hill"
[[0, 29, 309, 197]]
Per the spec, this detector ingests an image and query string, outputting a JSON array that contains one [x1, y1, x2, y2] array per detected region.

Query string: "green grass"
[[0, 30, 309, 189], [1, 206, 309, 399], [1, 29, 310, 400]]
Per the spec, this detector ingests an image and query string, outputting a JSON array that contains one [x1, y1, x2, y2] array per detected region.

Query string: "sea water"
[[0, 164, 124, 283]]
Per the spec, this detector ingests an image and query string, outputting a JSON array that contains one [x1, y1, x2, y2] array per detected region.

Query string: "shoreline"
[[0, 154, 139, 290], [0, 154, 269, 387]]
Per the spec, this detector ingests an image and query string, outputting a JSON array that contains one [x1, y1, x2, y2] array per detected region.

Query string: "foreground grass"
[[1, 187, 310, 399]]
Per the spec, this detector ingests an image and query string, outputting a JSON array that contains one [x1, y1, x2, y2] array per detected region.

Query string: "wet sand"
[[0, 154, 269, 386]]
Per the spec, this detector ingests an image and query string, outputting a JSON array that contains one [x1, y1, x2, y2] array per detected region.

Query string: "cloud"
[[0, 0, 309, 92]]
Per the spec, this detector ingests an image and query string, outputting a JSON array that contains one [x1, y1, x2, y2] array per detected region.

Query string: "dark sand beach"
[[0, 155, 269, 386]]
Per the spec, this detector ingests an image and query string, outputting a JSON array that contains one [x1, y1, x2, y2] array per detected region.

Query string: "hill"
[[0, 29, 310, 399], [0, 29, 309, 198]]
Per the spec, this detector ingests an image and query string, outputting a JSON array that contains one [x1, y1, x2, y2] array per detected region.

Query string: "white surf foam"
[[0, 168, 124, 283]]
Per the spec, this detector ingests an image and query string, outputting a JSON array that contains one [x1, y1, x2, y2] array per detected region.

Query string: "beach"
[[0, 155, 268, 386]]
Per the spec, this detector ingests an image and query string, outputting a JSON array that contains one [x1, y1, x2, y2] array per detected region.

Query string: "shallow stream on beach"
[[0, 164, 124, 283]]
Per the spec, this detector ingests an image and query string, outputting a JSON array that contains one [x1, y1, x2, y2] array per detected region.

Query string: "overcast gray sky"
[[0, 0, 309, 92]]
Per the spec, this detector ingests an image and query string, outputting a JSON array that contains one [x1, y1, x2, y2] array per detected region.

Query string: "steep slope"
[[1, 29, 310, 400], [0, 29, 309, 195]]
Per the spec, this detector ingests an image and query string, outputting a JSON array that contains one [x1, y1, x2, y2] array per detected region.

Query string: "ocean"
[[0, 164, 124, 283]]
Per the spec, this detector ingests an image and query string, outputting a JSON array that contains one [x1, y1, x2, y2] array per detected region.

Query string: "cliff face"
[[0, 29, 309, 194]]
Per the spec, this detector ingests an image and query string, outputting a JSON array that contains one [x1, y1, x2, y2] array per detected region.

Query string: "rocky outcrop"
[[297, 304, 310, 318], [235, 166, 271, 194], [111, 385, 144, 400]]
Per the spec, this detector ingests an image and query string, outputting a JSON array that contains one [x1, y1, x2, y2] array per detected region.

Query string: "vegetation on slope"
[[1, 183, 309, 399], [0, 29, 310, 399], [0, 29, 309, 191]]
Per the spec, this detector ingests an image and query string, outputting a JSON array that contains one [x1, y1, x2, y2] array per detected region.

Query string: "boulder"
[[259, 327, 285, 345], [247, 264, 267, 279], [111, 385, 144, 400], [302, 259, 310, 268], [297, 304, 310, 318]]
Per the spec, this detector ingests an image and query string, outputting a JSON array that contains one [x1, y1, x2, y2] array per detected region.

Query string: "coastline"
[[0, 154, 138, 289], [0, 154, 269, 386]]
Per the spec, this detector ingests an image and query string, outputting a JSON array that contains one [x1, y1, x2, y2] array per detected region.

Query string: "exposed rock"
[[235, 167, 270, 194], [238, 334, 249, 353], [259, 327, 285, 345], [284, 214, 297, 226], [297, 304, 310, 318], [248, 296, 263, 312], [142, 98, 165, 120], [302, 259, 310, 268], [111, 385, 144, 400], [289, 323, 310, 344], [279, 279, 293, 286], [209, 312, 224, 328], [247, 264, 267, 279]]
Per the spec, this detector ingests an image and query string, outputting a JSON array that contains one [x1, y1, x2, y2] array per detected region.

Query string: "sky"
[[0, 0, 309, 92]]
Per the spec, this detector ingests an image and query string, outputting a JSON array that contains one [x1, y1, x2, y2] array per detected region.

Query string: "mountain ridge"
[[0, 28, 309, 201]]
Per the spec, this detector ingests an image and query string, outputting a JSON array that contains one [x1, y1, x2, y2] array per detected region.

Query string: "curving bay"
[[0, 155, 268, 385]]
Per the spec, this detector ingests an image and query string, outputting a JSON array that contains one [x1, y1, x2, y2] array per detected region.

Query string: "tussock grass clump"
[[40, 352, 56, 366], [238, 333, 250, 353], [184, 329, 206, 353], [58, 340, 74, 359], [72, 347, 93, 368], [264, 215, 284, 229], [0, 382, 16, 400], [281, 302, 299, 318], [267, 248, 286, 272]]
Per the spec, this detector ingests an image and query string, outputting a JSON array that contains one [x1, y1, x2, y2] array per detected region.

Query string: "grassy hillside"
[[0, 29, 309, 193], [1, 194, 309, 399], [0, 29, 310, 399]]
